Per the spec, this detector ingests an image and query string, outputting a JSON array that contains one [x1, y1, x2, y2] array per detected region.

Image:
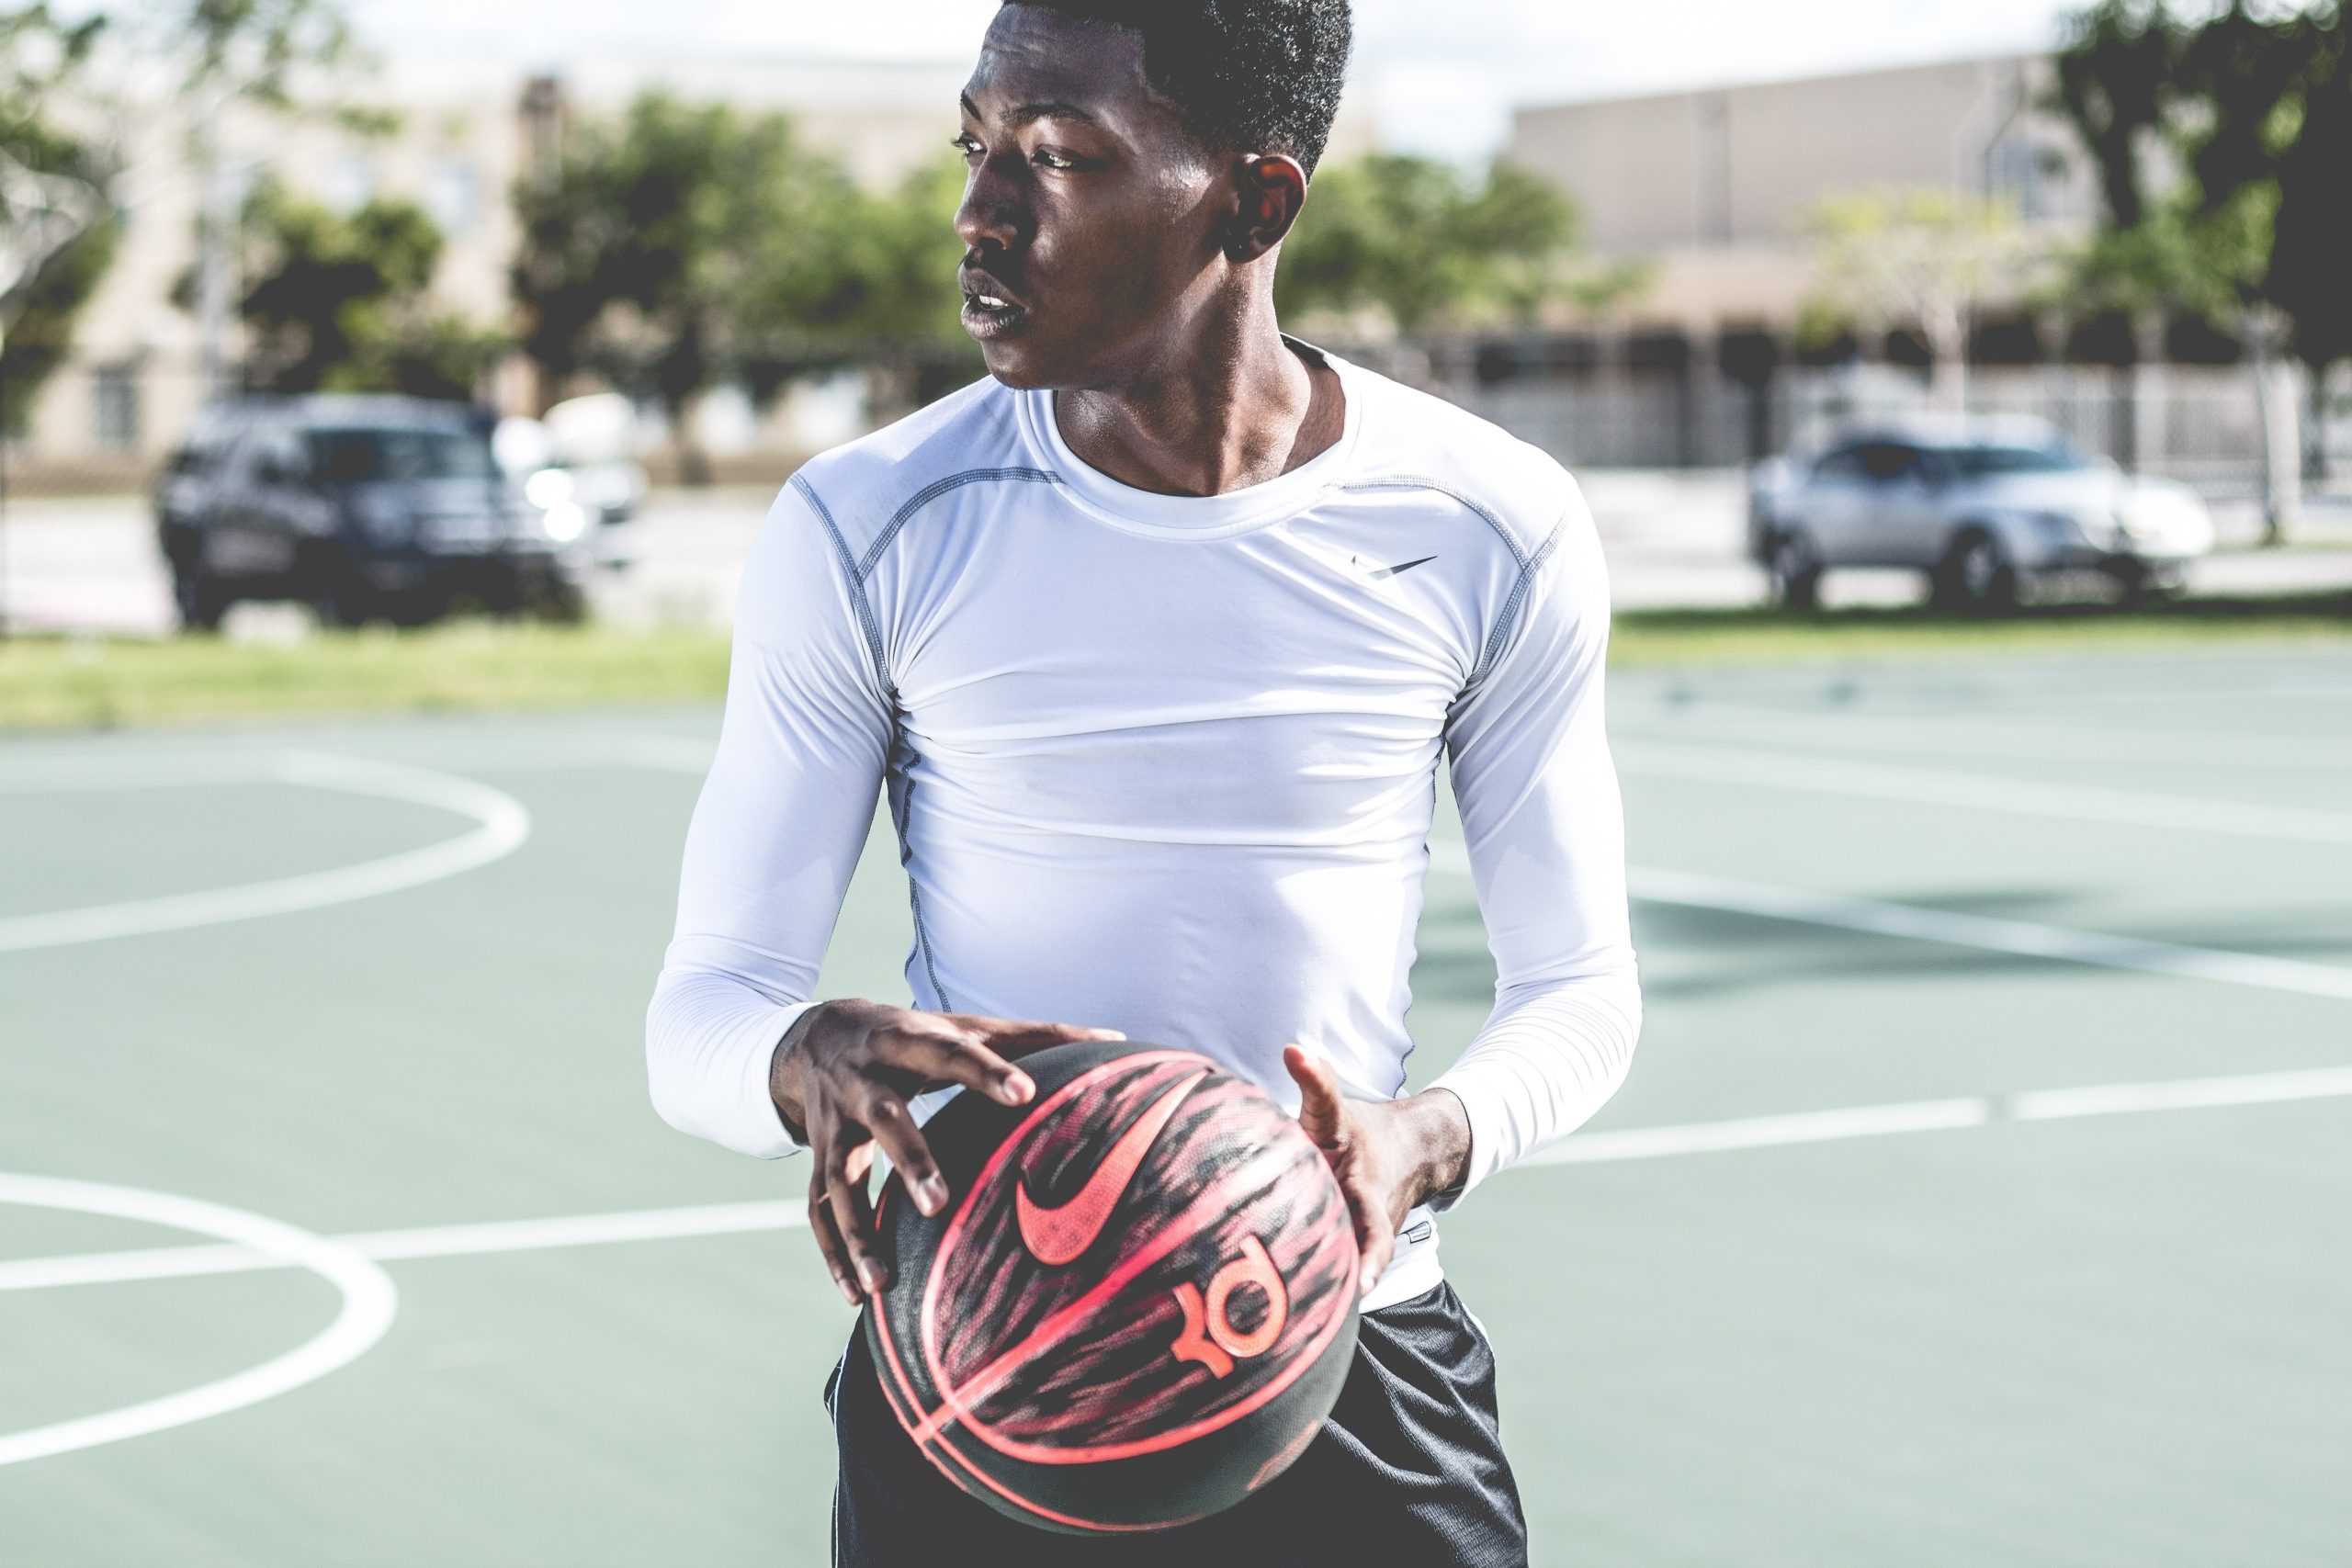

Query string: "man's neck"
[[1052, 295, 1345, 499]]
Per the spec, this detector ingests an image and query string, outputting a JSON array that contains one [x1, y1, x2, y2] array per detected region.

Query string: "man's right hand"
[[772, 998, 1124, 1306]]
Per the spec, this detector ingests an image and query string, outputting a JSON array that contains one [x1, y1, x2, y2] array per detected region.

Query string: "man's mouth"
[[960, 269, 1031, 340]]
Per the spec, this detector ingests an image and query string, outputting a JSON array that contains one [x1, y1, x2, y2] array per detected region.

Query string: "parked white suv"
[[1748, 419, 2215, 611]]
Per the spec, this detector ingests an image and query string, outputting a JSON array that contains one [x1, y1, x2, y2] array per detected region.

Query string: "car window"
[[310, 427, 496, 484], [1945, 444, 2094, 477], [1813, 446, 1867, 480], [221, 428, 280, 481], [1858, 443, 1924, 482], [243, 428, 311, 484]]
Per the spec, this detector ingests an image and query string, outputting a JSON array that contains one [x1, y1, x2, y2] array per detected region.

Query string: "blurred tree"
[[517, 96, 820, 478], [2052, 0, 2348, 534], [1276, 154, 1638, 336], [224, 177, 500, 398], [1805, 186, 2044, 410], [2264, 4, 2352, 471], [165, 0, 352, 107], [739, 151, 979, 415], [514, 95, 978, 476], [150, 0, 359, 396], [2052, 0, 2188, 232], [0, 5, 117, 434]]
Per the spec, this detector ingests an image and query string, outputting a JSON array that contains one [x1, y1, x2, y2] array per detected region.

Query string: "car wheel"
[[533, 578, 587, 624], [1936, 530, 2017, 615], [387, 590, 447, 629], [1769, 530, 1824, 611], [308, 550, 377, 628], [2110, 558, 2182, 607], [173, 567, 231, 633]]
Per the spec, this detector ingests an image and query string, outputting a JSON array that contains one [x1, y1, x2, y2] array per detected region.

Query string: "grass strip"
[[1, 594, 2346, 733]]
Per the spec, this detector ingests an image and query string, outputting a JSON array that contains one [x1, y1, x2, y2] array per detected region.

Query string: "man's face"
[[955, 6, 1230, 389]]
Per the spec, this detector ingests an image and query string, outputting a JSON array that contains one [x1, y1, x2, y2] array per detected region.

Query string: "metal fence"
[[1, 356, 214, 496], [1443, 358, 2352, 498], [8, 347, 2351, 499]]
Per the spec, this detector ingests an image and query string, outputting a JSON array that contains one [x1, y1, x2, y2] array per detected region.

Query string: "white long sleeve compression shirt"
[[648, 344, 1641, 1310]]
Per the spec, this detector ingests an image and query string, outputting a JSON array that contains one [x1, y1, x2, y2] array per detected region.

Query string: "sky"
[[345, 0, 2088, 161]]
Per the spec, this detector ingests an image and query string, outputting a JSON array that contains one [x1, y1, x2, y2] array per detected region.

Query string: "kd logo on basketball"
[[1169, 1235, 1289, 1378]]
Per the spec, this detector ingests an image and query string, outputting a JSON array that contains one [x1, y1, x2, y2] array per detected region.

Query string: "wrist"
[[1388, 1088, 1474, 1212], [769, 1003, 826, 1139]]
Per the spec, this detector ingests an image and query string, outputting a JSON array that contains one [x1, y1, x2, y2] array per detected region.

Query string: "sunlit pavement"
[[4, 477, 2350, 637]]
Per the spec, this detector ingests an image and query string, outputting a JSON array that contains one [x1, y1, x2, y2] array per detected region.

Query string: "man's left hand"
[[1283, 1044, 1472, 1299]]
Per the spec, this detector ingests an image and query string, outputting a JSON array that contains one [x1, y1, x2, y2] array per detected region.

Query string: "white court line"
[[1424, 847, 2352, 1002], [0, 750, 531, 953], [1614, 740, 2352, 847], [1529, 1064, 2352, 1168], [8, 1063, 2352, 1300], [0, 1174, 398, 1469]]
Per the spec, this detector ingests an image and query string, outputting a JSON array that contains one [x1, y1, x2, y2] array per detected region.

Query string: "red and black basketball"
[[864, 1039, 1362, 1535]]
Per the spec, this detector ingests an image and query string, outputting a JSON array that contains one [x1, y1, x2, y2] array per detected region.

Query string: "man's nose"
[[954, 153, 1028, 254]]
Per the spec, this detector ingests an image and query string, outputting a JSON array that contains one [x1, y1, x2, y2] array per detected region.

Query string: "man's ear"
[[1225, 152, 1310, 264]]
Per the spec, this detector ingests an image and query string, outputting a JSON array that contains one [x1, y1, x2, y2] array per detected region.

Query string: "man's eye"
[[1033, 149, 1076, 171], [952, 134, 983, 159]]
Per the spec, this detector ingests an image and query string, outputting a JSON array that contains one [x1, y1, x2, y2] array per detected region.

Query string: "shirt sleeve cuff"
[[725, 999, 818, 1159]]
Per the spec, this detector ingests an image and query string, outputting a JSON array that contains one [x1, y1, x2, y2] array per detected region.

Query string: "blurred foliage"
[[1804, 187, 2045, 403], [209, 177, 501, 398], [0, 4, 117, 431], [512, 94, 967, 464], [1276, 155, 1644, 335], [2052, 0, 2352, 371], [165, 0, 351, 105], [5, 0, 362, 425], [0, 215, 118, 433]]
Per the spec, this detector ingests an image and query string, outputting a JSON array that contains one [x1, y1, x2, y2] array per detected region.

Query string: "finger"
[[856, 1087, 951, 1218], [1353, 1190, 1395, 1298], [1283, 1043, 1346, 1147], [826, 1143, 888, 1297], [948, 1014, 1127, 1057], [805, 1161, 861, 1307], [875, 1026, 1039, 1107]]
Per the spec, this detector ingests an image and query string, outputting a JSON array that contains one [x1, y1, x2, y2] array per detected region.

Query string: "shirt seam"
[[787, 472, 890, 694], [1476, 513, 1568, 681], [1342, 477, 1564, 682], [854, 467, 1060, 584]]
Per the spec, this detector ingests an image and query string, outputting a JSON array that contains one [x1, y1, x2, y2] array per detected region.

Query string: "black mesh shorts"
[[827, 1280, 1529, 1567]]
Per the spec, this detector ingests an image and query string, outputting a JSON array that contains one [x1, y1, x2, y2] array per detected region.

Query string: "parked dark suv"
[[156, 395, 590, 629]]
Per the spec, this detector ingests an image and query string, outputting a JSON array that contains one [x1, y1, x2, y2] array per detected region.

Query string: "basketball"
[[863, 1039, 1363, 1535]]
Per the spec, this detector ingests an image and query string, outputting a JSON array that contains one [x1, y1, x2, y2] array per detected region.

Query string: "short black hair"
[[1005, 1, 1353, 175]]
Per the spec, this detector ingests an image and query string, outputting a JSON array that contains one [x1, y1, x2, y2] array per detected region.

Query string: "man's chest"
[[867, 507, 1487, 831]]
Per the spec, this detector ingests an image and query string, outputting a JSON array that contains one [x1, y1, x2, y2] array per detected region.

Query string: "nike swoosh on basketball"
[[1015, 1069, 1207, 1267], [1350, 554, 1436, 581]]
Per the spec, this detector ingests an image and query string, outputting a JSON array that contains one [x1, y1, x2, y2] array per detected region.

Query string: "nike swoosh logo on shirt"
[[1015, 1068, 1207, 1267], [1351, 554, 1437, 581]]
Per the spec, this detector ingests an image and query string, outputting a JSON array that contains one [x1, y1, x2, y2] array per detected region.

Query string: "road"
[[4, 474, 2349, 637]]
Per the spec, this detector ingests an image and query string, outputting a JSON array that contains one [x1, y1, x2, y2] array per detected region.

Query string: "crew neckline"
[[1015, 337, 1363, 540]]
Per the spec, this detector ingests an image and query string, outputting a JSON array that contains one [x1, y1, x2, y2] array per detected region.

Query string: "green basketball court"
[[5, 647, 2347, 1564]]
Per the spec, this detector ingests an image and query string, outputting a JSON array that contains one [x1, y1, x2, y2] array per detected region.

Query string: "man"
[[646, 3, 1641, 1562]]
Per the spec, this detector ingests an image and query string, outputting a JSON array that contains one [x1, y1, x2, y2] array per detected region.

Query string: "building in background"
[[1445, 54, 2318, 479], [15, 54, 528, 491], [1507, 54, 2096, 338]]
